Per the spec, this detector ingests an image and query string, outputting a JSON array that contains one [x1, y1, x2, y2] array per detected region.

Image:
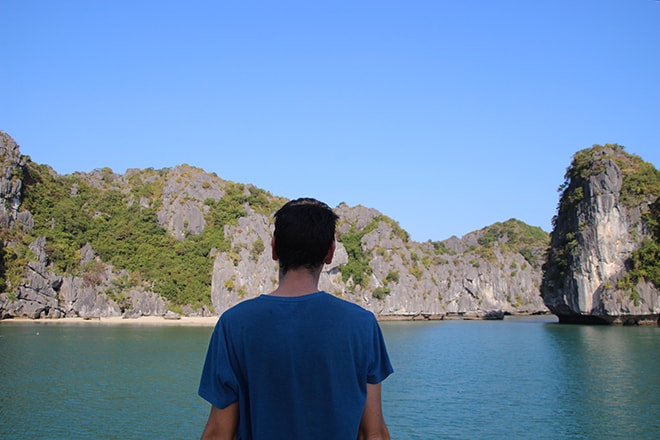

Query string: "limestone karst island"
[[1, 132, 658, 325]]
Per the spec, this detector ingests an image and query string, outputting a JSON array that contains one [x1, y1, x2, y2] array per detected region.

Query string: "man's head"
[[272, 198, 339, 274]]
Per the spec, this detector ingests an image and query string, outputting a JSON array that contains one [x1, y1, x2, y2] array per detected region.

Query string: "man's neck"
[[270, 266, 322, 297]]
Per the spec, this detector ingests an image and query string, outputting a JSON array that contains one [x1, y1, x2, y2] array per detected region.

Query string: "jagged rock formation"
[[207, 202, 549, 319], [189, 208, 549, 319], [0, 132, 30, 229], [1, 230, 170, 320], [157, 165, 225, 239], [1, 131, 550, 320], [542, 145, 660, 325]]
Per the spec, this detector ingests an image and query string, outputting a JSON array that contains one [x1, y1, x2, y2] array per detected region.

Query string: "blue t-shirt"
[[198, 291, 393, 439]]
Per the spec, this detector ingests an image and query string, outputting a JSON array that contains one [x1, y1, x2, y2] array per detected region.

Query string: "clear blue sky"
[[1, 1, 659, 242]]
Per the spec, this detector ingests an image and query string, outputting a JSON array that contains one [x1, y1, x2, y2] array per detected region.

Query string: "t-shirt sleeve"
[[198, 319, 240, 409], [366, 318, 394, 384]]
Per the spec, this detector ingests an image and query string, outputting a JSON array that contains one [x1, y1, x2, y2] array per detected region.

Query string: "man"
[[199, 197, 393, 439]]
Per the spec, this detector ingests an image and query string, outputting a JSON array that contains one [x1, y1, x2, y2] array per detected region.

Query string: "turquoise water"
[[1, 317, 658, 439], [381, 317, 659, 439]]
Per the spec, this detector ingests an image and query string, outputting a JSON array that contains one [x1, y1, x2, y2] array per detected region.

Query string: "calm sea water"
[[1, 316, 658, 439]]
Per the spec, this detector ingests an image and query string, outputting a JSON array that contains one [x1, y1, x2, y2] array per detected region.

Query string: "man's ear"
[[324, 241, 336, 265], [271, 237, 278, 261]]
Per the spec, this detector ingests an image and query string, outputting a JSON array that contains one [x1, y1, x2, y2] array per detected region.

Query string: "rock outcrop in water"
[[541, 145, 660, 325], [1, 132, 549, 320]]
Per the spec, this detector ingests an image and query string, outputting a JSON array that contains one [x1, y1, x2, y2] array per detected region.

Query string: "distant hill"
[[1, 131, 549, 320]]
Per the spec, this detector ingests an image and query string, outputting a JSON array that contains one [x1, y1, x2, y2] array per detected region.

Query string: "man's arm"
[[358, 382, 390, 440], [200, 402, 238, 440]]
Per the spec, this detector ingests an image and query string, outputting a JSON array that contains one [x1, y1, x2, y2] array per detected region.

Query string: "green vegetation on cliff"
[[558, 144, 660, 211], [619, 198, 660, 291], [476, 219, 548, 267], [10, 160, 281, 307], [338, 217, 385, 287], [338, 215, 408, 290]]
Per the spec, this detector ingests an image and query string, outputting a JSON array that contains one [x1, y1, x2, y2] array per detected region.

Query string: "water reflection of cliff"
[[544, 324, 659, 438]]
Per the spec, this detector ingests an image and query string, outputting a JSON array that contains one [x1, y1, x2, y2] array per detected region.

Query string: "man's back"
[[200, 198, 392, 440], [199, 291, 392, 439]]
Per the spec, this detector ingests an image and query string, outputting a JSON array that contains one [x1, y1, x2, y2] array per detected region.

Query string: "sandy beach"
[[0, 315, 219, 326]]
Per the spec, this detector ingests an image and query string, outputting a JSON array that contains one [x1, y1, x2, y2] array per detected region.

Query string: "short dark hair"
[[273, 198, 339, 274]]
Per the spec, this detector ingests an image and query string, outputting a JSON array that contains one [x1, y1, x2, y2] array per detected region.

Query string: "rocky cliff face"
[[209, 207, 548, 319], [1, 132, 549, 320], [0, 133, 28, 229], [542, 145, 660, 325]]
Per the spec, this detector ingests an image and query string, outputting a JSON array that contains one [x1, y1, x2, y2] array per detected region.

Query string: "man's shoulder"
[[316, 292, 376, 319], [219, 295, 267, 320]]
